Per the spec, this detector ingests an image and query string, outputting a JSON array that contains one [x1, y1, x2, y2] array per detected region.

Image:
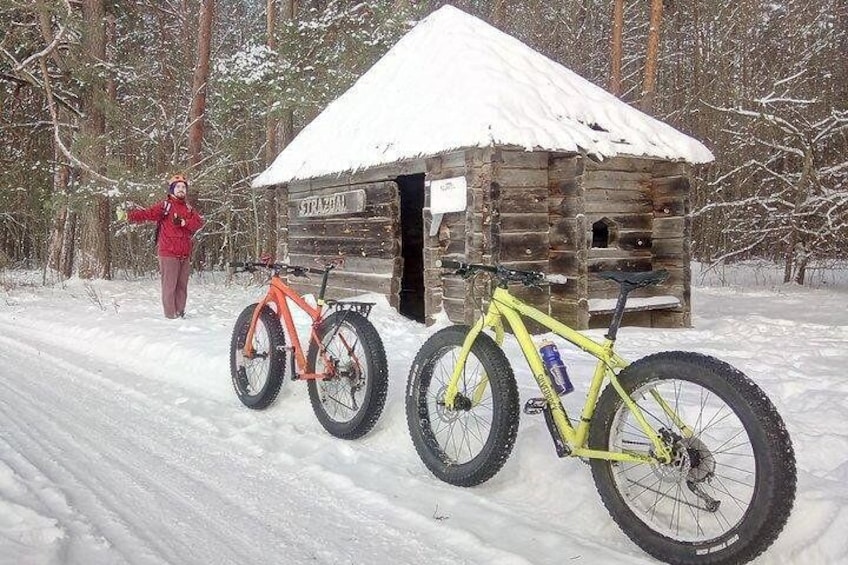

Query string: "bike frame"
[[243, 273, 327, 380], [444, 286, 675, 464]]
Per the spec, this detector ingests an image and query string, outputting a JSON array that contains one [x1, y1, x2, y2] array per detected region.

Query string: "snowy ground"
[[1, 264, 846, 565]]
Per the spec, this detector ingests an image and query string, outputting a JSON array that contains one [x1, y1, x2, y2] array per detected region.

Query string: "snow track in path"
[[0, 315, 655, 565], [0, 328, 525, 565]]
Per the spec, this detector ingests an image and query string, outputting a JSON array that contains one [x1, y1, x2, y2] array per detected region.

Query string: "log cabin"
[[252, 5, 713, 330]]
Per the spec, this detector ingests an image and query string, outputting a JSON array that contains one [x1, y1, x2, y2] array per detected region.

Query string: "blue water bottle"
[[540, 340, 573, 395]]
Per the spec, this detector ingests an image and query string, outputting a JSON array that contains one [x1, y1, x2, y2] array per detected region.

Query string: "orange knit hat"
[[168, 174, 188, 193]]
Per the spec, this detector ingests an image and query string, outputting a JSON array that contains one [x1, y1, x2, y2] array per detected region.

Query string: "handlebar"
[[229, 261, 334, 278], [436, 259, 550, 288]]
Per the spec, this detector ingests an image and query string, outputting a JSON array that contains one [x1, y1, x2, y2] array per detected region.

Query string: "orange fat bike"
[[229, 260, 388, 440]]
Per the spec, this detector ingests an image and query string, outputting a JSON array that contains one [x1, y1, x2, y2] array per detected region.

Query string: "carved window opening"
[[592, 217, 617, 248]]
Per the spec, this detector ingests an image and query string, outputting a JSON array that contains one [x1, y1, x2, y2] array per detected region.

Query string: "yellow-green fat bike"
[[405, 260, 795, 565]]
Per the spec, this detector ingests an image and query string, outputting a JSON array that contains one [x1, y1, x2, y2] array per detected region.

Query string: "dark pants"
[[159, 256, 191, 318]]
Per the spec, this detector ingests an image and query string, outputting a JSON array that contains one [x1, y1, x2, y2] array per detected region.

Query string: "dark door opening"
[[397, 173, 425, 323]]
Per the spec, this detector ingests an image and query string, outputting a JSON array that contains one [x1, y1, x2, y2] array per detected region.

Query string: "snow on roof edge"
[[251, 5, 714, 188]]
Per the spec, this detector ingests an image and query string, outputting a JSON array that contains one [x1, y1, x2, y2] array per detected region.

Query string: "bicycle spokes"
[[610, 379, 755, 542], [238, 322, 273, 394], [313, 321, 368, 424], [427, 346, 495, 465]]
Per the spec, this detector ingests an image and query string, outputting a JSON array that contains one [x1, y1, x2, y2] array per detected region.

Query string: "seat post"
[[318, 265, 335, 302], [605, 282, 635, 341]]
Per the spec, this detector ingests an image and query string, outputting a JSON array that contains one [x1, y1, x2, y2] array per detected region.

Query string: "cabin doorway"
[[397, 173, 425, 322]]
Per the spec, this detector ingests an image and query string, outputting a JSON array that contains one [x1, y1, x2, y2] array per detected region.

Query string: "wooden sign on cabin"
[[292, 189, 366, 218]]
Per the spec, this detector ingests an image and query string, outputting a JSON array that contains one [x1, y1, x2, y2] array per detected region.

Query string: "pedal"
[[523, 398, 547, 415]]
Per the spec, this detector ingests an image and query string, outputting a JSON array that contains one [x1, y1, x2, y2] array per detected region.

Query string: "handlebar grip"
[[437, 259, 464, 270]]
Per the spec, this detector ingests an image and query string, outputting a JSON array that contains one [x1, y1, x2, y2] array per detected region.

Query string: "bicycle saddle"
[[596, 270, 669, 288]]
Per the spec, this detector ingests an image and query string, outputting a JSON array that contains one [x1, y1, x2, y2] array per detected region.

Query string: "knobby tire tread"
[[306, 311, 388, 440], [229, 303, 286, 410], [405, 325, 519, 487], [588, 351, 796, 565]]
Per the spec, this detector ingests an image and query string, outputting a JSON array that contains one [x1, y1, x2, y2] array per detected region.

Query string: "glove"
[[116, 207, 127, 221], [172, 214, 186, 227]]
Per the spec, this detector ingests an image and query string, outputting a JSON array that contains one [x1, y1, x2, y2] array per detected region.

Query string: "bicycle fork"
[[441, 305, 576, 457]]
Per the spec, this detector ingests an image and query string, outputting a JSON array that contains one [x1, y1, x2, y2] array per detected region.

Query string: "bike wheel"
[[405, 325, 519, 487], [588, 352, 796, 565], [306, 310, 388, 440], [229, 303, 287, 409]]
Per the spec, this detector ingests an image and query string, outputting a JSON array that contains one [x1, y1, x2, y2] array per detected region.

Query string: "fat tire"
[[588, 351, 796, 565], [229, 303, 286, 410], [306, 311, 388, 440], [405, 325, 519, 487]]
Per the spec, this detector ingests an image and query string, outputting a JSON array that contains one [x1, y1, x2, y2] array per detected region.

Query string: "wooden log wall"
[[277, 150, 692, 331], [579, 158, 692, 329], [548, 153, 589, 328], [491, 148, 551, 333], [583, 157, 655, 308], [650, 161, 692, 327], [424, 148, 554, 329], [423, 150, 479, 325], [548, 156, 692, 330], [285, 171, 408, 304], [275, 185, 288, 264]]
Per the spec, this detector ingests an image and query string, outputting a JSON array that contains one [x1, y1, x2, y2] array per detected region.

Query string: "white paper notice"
[[429, 176, 467, 214]]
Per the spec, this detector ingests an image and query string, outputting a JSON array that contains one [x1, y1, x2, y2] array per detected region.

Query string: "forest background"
[[1, 0, 846, 284]]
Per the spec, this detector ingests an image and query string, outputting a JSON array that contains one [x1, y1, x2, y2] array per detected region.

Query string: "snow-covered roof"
[[253, 5, 713, 188]]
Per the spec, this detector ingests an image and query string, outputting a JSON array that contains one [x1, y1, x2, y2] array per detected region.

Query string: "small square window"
[[592, 218, 617, 248]]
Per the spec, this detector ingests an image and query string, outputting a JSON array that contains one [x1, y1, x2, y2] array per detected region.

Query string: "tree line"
[[1, 0, 846, 284]]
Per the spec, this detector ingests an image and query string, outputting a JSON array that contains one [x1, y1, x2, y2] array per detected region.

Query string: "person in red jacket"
[[118, 174, 204, 319]]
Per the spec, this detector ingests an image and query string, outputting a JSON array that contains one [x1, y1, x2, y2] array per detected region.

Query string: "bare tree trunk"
[[263, 0, 278, 257], [46, 148, 73, 274], [692, 1, 701, 131], [785, 147, 815, 284], [273, 0, 297, 262], [783, 232, 796, 283], [38, 3, 75, 278], [609, 0, 624, 96], [60, 208, 77, 278], [793, 241, 809, 285], [78, 0, 111, 280], [188, 0, 215, 170], [153, 4, 178, 173], [641, 0, 664, 112], [47, 208, 66, 273], [106, 12, 116, 112]]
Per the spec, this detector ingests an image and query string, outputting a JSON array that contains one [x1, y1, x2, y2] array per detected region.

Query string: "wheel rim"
[[424, 346, 494, 465], [608, 378, 757, 543], [315, 321, 368, 424], [236, 319, 272, 396]]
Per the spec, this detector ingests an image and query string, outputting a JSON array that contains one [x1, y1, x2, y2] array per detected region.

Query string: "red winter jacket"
[[127, 195, 204, 258]]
